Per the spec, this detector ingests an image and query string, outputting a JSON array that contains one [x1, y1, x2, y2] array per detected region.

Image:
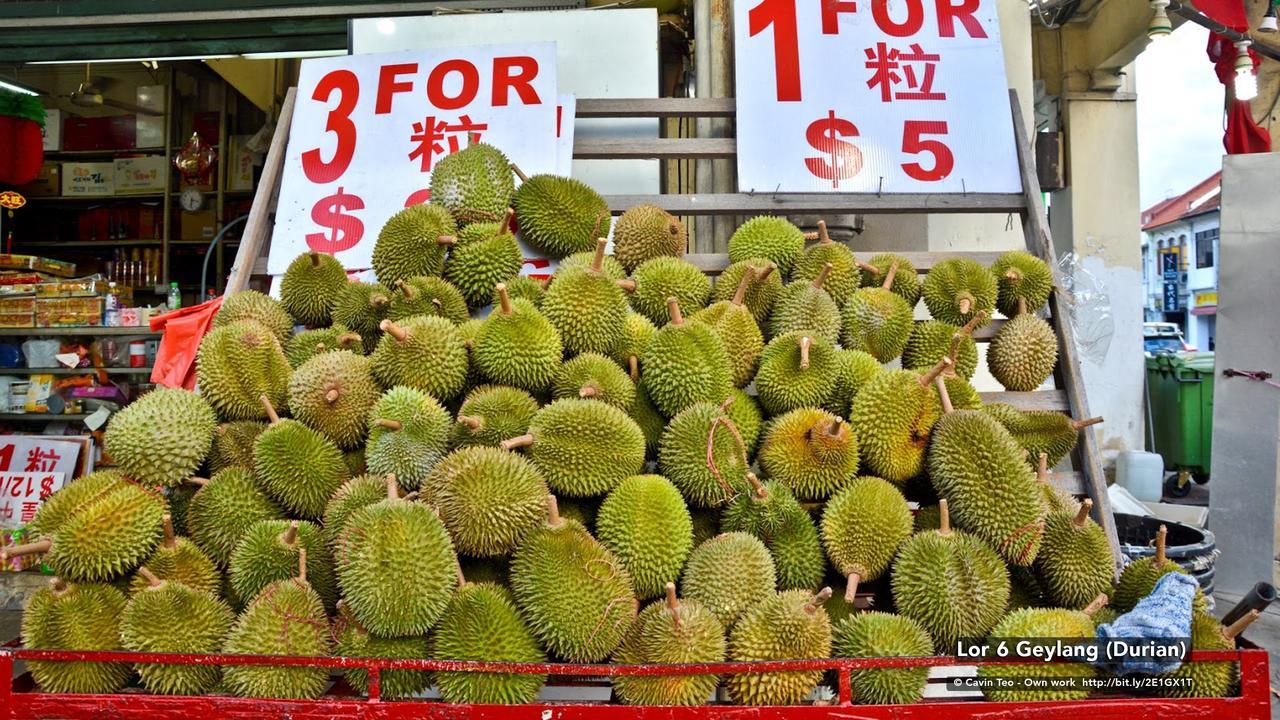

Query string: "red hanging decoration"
[[173, 132, 217, 184], [0, 89, 46, 186]]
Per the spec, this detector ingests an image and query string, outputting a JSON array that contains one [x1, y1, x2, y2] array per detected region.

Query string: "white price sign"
[[734, 0, 1020, 194], [0, 436, 82, 529], [270, 44, 560, 276]]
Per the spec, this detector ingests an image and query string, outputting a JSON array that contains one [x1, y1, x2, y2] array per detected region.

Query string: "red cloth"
[[1194, 0, 1249, 29], [1207, 32, 1271, 155], [148, 296, 223, 390], [0, 115, 44, 186]]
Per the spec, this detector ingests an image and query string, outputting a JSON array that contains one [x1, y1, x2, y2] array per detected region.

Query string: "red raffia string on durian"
[[705, 413, 749, 502]]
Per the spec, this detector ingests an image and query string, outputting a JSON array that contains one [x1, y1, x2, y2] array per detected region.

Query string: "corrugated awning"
[[1191, 305, 1217, 316]]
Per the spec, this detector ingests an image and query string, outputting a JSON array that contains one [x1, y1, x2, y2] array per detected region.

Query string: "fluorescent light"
[[376, 18, 397, 35], [239, 49, 346, 60], [0, 79, 38, 96], [1147, 0, 1171, 41], [28, 54, 235, 65], [1233, 40, 1258, 101]]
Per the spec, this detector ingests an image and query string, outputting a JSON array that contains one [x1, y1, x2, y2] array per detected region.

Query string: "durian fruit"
[[195, 319, 291, 421], [1034, 499, 1114, 609], [721, 475, 825, 591], [724, 388, 764, 458], [859, 252, 922, 306], [498, 274, 546, 307], [122, 567, 234, 695], [431, 574, 547, 703], [288, 349, 379, 450], [365, 386, 451, 489], [1113, 525, 1204, 613], [977, 597, 1107, 702], [840, 261, 914, 362], [541, 239, 629, 356], [823, 349, 882, 418], [510, 496, 636, 661], [681, 532, 777, 627], [222, 551, 333, 699], [344, 447, 367, 476], [372, 316, 468, 401], [552, 352, 636, 410], [688, 267, 764, 388], [928, 379, 1044, 566], [755, 333, 838, 416], [769, 262, 841, 343], [429, 140, 515, 225], [214, 290, 293, 343], [332, 601, 431, 698], [1008, 565, 1049, 609], [922, 257, 996, 327], [22, 579, 131, 694], [628, 367, 666, 460], [284, 325, 363, 369], [451, 384, 539, 449], [336, 476, 458, 636], [331, 281, 392, 352], [727, 216, 806, 277], [229, 519, 337, 612], [596, 474, 693, 599], [834, 611, 933, 705], [1158, 610, 1257, 698], [387, 276, 469, 324], [279, 251, 347, 327], [822, 476, 913, 603], [371, 203, 457, 284], [641, 297, 733, 417], [609, 311, 657, 373], [690, 509, 720, 547], [1032, 453, 1082, 516], [184, 469, 285, 568], [129, 515, 218, 596], [612, 583, 726, 705], [982, 403, 1103, 467], [103, 386, 216, 487], [725, 588, 833, 705], [474, 283, 563, 393], [443, 208, 523, 307], [890, 500, 1011, 650], [658, 400, 751, 508], [791, 220, 861, 306], [426, 446, 549, 557], [501, 398, 645, 498], [322, 474, 389, 548], [4, 479, 165, 583], [254, 396, 349, 519], [559, 248, 627, 280], [165, 483, 198, 535], [712, 258, 781, 324], [613, 204, 686, 273], [513, 172, 612, 257], [758, 408, 859, 501], [621, 256, 711, 326], [849, 359, 950, 484], [26, 470, 127, 538], [901, 312, 986, 380], [992, 250, 1053, 317], [988, 298, 1058, 391]]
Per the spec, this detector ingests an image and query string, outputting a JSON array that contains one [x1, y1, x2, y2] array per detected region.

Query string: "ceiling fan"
[[65, 64, 162, 116]]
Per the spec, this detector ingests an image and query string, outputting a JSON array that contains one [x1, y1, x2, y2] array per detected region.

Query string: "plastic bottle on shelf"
[[104, 282, 120, 327], [167, 282, 181, 311]]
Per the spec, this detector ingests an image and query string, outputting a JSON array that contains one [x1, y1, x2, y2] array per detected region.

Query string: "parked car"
[[1144, 322, 1196, 355]]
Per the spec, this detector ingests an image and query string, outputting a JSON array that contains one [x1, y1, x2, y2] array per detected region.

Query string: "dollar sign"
[[306, 186, 365, 253], [805, 110, 864, 189]]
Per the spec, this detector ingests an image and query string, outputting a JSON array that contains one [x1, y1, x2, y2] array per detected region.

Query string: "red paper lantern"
[[0, 90, 45, 187]]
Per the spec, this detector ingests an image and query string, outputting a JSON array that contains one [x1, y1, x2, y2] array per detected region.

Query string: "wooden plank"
[[978, 390, 1068, 411], [573, 138, 734, 160], [226, 86, 294, 295], [1007, 89, 1120, 569], [1048, 471, 1086, 495], [576, 97, 736, 119], [602, 193, 1026, 216]]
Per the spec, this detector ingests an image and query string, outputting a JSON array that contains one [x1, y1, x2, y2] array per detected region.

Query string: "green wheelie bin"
[[1145, 352, 1214, 497]]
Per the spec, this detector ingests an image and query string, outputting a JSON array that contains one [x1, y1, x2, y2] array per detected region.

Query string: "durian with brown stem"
[[1112, 524, 1207, 613], [371, 316, 469, 402], [711, 259, 781, 324], [540, 238, 629, 356], [848, 358, 951, 484], [611, 582, 726, 706], [619, 256, 711, 326], [473, 282, 563, 393], [688, 266, 765, 388], [1034, 498, 1115, 610], [858, 253, 922, 306], [331, 281, 392, 352], [284, 325, 364, 369], [988, 297, 1058, 391], [791, 220, 861, 305], [641, 297, 734, 418], [726, 587, 833, 705], [754, 333, 839, 416], [443, 208, 524, 307], [612, 204, 687, 273], [1157, 609, 1259, 698], [757, 408, 859, 501], [820, 476, 913, 605], [128, 514, 219, 596], [500, 398, 646, 498], [921, 257, 996, 327], [982, 403, 1104, 467], [901, 311, 986, 380], [840, 261, 914, 362], [279, 251, 347, 327], [768, 262, 841, 343], [253, 395, 349, 519], [386, 276, 470, 324]]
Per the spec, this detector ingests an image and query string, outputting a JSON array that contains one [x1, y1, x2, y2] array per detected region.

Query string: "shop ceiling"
[[0, 0, 587, 62]]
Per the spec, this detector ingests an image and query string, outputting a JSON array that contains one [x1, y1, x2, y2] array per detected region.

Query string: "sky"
[[1134, 23, 1225, 210]]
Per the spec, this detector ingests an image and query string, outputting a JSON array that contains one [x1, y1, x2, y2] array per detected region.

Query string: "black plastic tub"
[[1114, 513, 1217, 605]]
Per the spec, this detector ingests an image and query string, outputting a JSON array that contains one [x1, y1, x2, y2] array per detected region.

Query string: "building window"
[[1195, 227, 1218, 268]]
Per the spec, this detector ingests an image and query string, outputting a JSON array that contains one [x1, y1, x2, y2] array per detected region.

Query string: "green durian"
[[474, 285, 563, 393], [429, 141, 515, 226], [513, 173, 611, 258], [279, 251, 347, 327], [332, 603, 431, 698], [791, 222, 861, 305], [823, 349, 882, 417], [988, 302, 1058, 391], [229, 519, 337, 612], [1034, 499, 1114, 609], [253, 397, 349, 519], [129, 515, 219, 596], [284, 325, 363, 369], [848, 362, 949, 484], [641, 298, 733, 417], [443, 209, 523, 307], [387, 275, 469, 324], [195, 319, 291, 421], [758, 408, 858, 501], [552, 351, 636, 410], [712, 258, 781, 325], [371, 203, 457, 284], [981, 403, 1098, 467], [821, 476, 913, 602], [330, 281, 391, 352], [722, 476, 824, 591], [628, 379, 666, 460], [658, 401, 751, 508], [992, 250, 1053, 317], [371, 315, 469, 401], [122, 568, 234, 695], [754, 332, 838, 416], [1112, 525, 1206, 613], [623, 256, 711, 326], [288, 349, 379, 450], [612, 584, 726, 705], [901, 315, 984, 380], [366, 386, 451, 489], [596, 474, 693, 599], [728, 216, 805, 277], [27, 470, 126, 539], [425, 446, 548, 557], [103, 386, 216, 487], [681, 532, 777, 627], [540, 240, 629, 356], [322, 474, 389, 549], [688, 269, 764, 388], [922, 257, 996, 327], [724, 388, 764, 458], [214, 290, 293, 343], [501, 398, 645, 498], [558, 249, 627, 280], [451, 384, 540, 449], [609, 312, 657, 373], [184, 468, 285, 569], [497, 274, 546, 307], [431, 580, 547, 703], [978, 604, 1102, 701], [725, 588, 833, 705], [834, 611, 933, 705], [612, 204, 686, 273], [22, 580, 131, 694], [859, 253, 922, 306], [1158, 610, 1248, 698], [768, 264, 841, 343], [841, 262, 914, 362]]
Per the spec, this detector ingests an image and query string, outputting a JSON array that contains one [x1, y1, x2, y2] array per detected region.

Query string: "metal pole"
[[693, 0, 713, 254], [709, 0, 736, 252]]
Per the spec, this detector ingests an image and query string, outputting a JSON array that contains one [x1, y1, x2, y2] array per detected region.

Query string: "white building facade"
[[1140, 172, 1220, 351]]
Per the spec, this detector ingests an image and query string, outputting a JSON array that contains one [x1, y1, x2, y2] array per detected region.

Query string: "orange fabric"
[[148, 296, 223, 390]]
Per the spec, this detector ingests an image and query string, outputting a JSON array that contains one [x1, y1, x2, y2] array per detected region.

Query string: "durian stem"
[[805, 587, 833, 615], [811, 262, 832, 291], [324, 387, 341, 404], [961, 311, 986, 336], [957, 296, 972, 316], [665, 582, 681, 630], [1083, 593, 1109, 617], [436, 235, 457, 247], [1073, 498, 1094, 528], [431, 298, 443, 310], [402, 491, 420, 502], [579, 385, 599, 399], [938, 499, 952, 535], [1155, 525, 1167, 565], [616, 279, 637, 293], [817, 219, 832, 245], [2, 538, 52, 560], [137, 566, 162, 588], [456, 557, 467, 588], [309, 252, 321, 268], [591, 238, 608, 274], [731, 266, 754, 307], [917, 357, 952, 389], [946, 335, 962, 374], [498, 207, 515, 236], [51, 578, 67, 593], [799, 336, 812, 370], [628, 355, 639, 382], [511, 163, 529, 183], [259, 395, 280, 424], [756, 263, 776, 283], [281, 521, 299, 546], [844, 573, 861, 604], [185, 476, 209, 487], [501, 433, 535, 451], [314, 342, 328, 353], [336, 333, 363, 348], [1073, 416, 1105, 431], [1224, 609, 1261, 640], [855, 259, 879, 275], [719, 394, 735, 412], [1016, 296, 1027, 316], [394, 279, 415, 299], [457, 415, 483, 431], [379, 319, 409, 343], [934, 375, 954, 414], [370, 293, 390, 309], [882, 261, 899, 290], [666, 297, 684, 326], [746, 471, 768, 500], [374, 418, 402, 431], [385, 474, 400, 501], [1005, 269, 1021, 282], [162, 514, 175, 549], [495, 282, 513, 315], [297, 547, 307, 583], [546, 494, 562, 526], [1037, 453, 1049, 483]]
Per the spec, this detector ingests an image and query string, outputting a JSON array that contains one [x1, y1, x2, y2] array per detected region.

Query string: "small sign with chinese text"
[[734, 0, 1019, 193], [270, 44, 559, 276], [0, 436, 81, 530]]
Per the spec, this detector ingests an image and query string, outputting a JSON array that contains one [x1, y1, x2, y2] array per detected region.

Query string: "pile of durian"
[[7, 142, 1245, 705]]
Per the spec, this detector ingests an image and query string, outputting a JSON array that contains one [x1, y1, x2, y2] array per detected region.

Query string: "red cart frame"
[[0, 645, 1269, 719]]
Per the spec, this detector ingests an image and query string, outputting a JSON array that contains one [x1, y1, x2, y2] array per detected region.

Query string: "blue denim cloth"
[[1094, 572, 1198, 675]]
